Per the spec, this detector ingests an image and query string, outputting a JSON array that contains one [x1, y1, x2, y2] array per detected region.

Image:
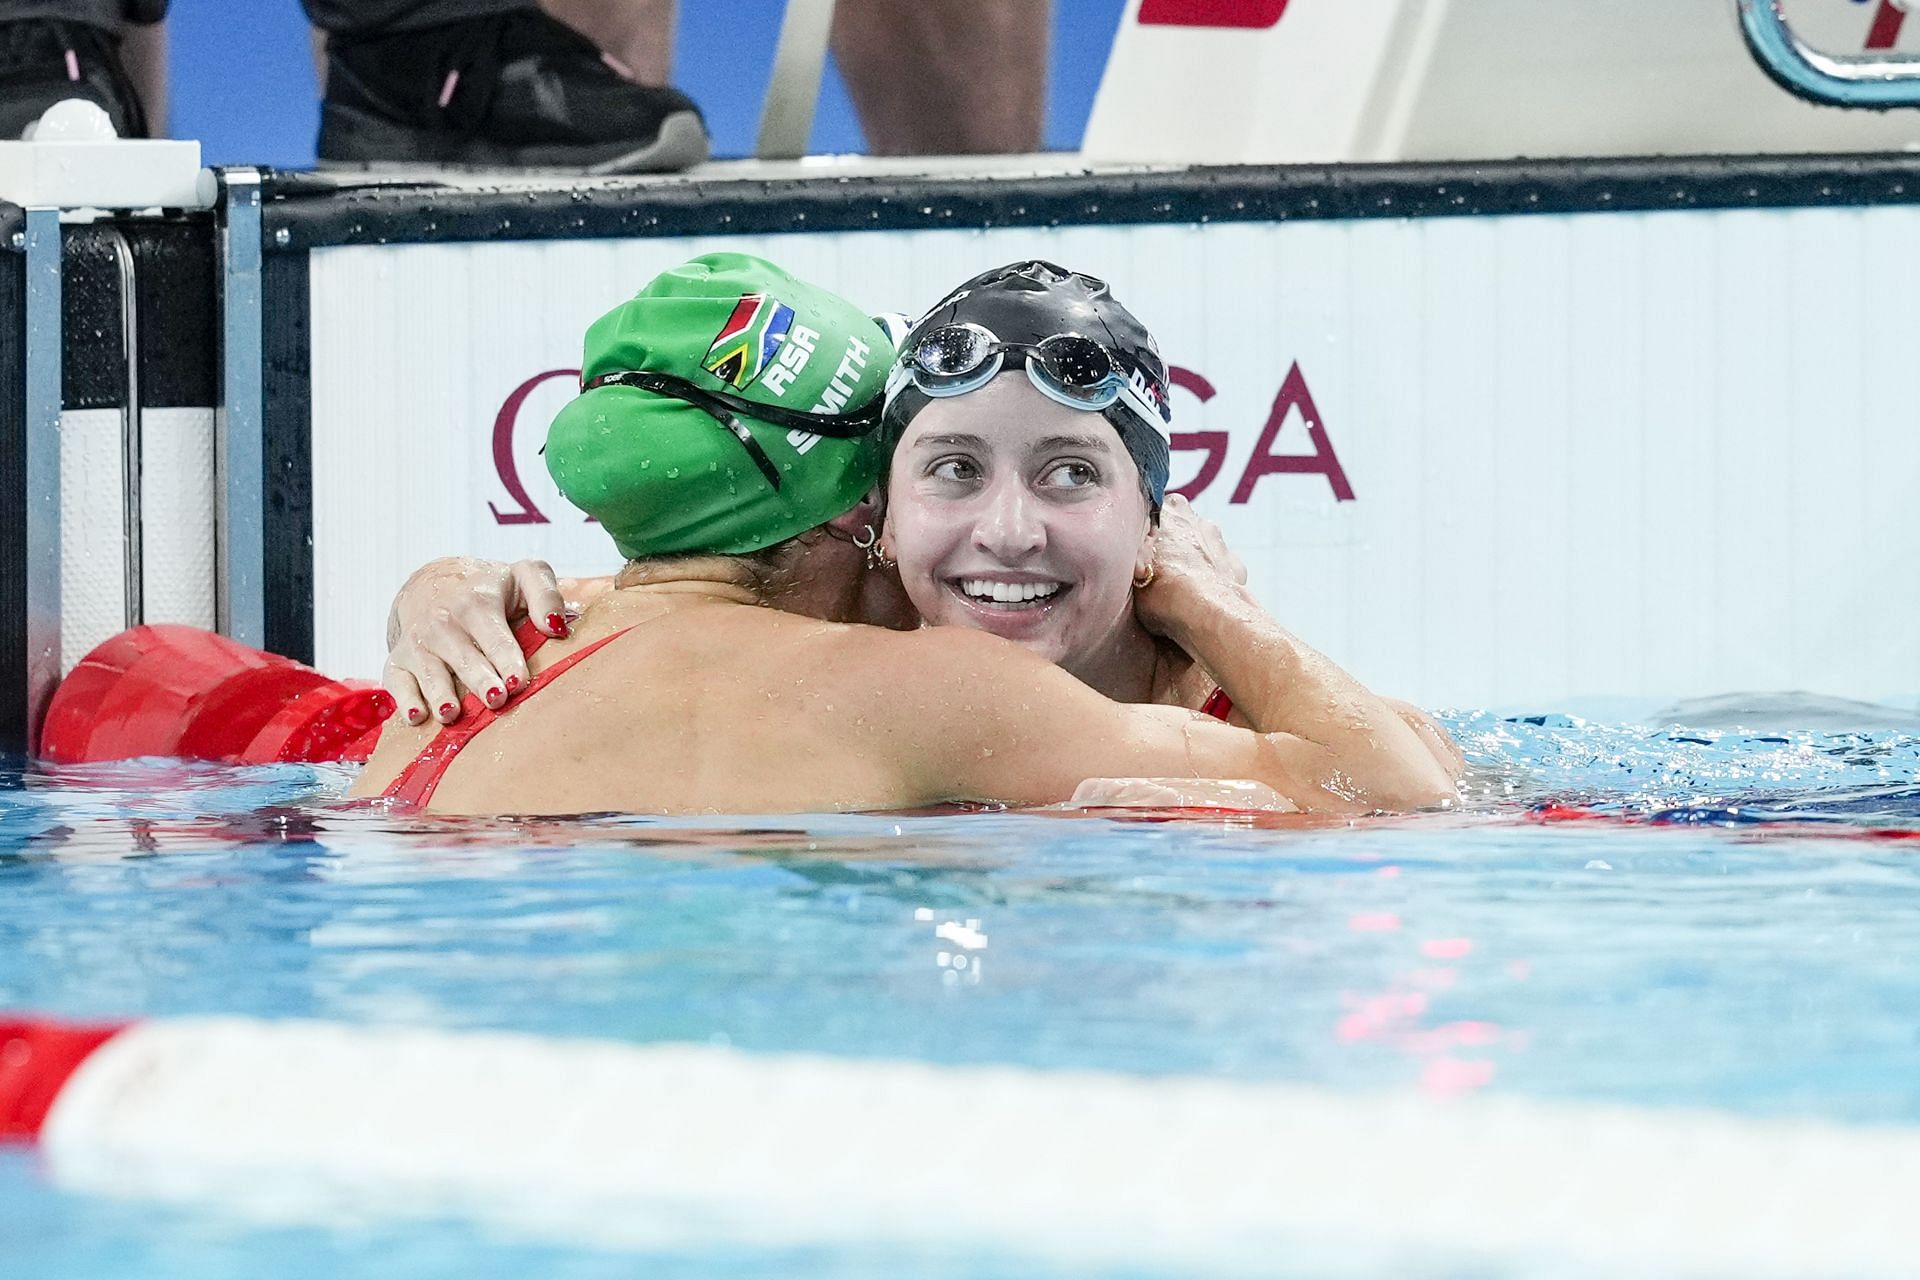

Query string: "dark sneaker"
[[318, 11, 709, 174], [0, 19, 148, 141]]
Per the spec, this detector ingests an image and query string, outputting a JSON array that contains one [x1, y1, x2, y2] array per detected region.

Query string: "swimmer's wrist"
[[1149, 574, 1255, 646]]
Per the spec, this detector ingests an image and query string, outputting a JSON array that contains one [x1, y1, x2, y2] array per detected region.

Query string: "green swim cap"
[[546, 253, 894, 559]]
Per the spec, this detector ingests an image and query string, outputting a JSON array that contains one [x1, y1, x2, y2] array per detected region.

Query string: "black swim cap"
[[884, 261, 1173, 511]]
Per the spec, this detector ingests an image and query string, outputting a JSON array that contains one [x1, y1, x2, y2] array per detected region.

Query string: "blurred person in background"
[[0, 0, 162, 139], [305, 0, 707, 171], [829, 0, 1045, 156], [0, 0, 1047, 168]]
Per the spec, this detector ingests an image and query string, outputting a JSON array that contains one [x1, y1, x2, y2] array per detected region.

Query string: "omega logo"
[[488, 360, 1354, 525], [1165, 362, 1353, 504]]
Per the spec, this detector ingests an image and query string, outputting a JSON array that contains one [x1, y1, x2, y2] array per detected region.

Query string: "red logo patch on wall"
[[1866, 0, 1906, 50], [489, 368, 577, 525], [1137, 0, 1289, 30]]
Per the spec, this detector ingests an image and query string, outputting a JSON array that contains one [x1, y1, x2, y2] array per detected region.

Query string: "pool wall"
[[289, 157, 1920, 710]]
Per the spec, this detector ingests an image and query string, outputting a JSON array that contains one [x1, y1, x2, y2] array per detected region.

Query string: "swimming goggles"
[[884, 322, 1170, 434], [584, 369, 880, 492]]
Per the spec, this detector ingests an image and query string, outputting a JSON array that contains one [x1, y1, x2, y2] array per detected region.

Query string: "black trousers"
[[0, 0, 130, 29], [303, 0, 536, 36], [0, 1, 537, 36]]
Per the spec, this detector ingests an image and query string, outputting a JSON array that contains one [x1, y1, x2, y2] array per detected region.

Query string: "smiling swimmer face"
[[882, 372, 1157, 671]]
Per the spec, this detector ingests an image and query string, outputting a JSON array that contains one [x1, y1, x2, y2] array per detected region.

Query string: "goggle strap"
[[585, 370, 880, 438], [584, 371, 785, 491], [722, 418, 785, 492]]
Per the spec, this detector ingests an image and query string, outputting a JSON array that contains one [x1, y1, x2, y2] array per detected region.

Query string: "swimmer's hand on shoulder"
[[383, 556, 572, 726], [1132, 495, 1249, 640]]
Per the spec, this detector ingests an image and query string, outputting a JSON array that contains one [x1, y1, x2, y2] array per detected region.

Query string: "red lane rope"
[[1524, 802, 1920, 841], [0, 1017, 129, 1142]]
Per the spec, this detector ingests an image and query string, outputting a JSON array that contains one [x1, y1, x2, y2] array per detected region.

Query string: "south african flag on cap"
[[702, 293, 795, 389]]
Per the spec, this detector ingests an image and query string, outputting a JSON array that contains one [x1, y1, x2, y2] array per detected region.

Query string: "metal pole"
[[216, 168, 264, 648], [22, 208, 61, 755], [105, 226, 142, 630]]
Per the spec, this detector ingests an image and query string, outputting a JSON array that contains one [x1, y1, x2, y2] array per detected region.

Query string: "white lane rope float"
[[4, 1013, 1918, 1275]]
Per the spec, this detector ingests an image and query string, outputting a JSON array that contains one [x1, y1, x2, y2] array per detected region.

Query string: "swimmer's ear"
[[1134, 520, 1158, 583], [826, 487, 887, 540]]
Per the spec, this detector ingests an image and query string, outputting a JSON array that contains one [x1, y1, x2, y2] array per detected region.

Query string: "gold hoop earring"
[[1133, 564, 1156, 589]]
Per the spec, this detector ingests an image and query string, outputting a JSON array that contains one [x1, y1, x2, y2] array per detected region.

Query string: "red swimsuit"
[[380, 620, 633, 809]]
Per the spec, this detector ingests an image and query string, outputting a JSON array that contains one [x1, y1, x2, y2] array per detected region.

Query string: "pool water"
[[5, 703, 1920, 1277]]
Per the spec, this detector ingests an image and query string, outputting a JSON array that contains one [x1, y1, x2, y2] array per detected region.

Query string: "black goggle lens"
[[908, 326, 1117, 393], [913, 325, 994, 378], [1032, 335, 1114, 393]]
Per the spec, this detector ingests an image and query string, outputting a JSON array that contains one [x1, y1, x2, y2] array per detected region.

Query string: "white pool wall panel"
[[59, 408, 129, 674], [58, 406, 218, 673], [138, 408, 217, 632]]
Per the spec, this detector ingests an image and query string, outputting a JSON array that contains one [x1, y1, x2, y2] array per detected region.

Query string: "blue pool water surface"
[[5, 705, 1920, 1277]]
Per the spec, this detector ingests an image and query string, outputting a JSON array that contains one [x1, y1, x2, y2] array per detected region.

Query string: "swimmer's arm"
[[1383, 698, 1468, 778], [1148, 573, 1461, 802], [1195, 670, 1458, 779], [382, 556, 613, 724], [872, 630, 1443, 814], [1138, 495, 1461, 788]]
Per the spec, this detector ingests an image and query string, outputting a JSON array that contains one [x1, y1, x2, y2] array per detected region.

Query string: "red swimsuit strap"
[[381, 619, 633, 809], [1199, 686, 1234, 721]]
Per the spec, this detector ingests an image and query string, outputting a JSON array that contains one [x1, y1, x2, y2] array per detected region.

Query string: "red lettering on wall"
[[1228, 361, 1354, 504], [1167, 365, 1230, 501], [489, 358, 1353, 519], [489, 368, 578, 525], [1138, 0, 1289, 30], [1868, 0, 1906, 50]]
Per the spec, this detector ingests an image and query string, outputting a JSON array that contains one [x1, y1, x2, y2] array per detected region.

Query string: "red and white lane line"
[[5, 1013, 1920, 1274]]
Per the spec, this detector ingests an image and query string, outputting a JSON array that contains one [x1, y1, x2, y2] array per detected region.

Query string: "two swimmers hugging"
[[352, 252, 1463, 814]]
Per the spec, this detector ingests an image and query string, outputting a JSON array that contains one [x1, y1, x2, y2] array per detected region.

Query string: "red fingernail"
[[546, 613, 568, 635], [438, 702, 456, 719], [407, 706, 426, 724], [486, 686, 503, 705], [505, 675, 522, 693]]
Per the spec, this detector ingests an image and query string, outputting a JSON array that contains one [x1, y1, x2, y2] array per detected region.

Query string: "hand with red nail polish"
[[381, 557, 612, 727]]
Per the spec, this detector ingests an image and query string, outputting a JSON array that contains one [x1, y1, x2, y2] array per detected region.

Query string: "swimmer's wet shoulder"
[[355, 586, 874, 815], [354, 589, 1371, 816], [353, 594, 1079, 815]]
